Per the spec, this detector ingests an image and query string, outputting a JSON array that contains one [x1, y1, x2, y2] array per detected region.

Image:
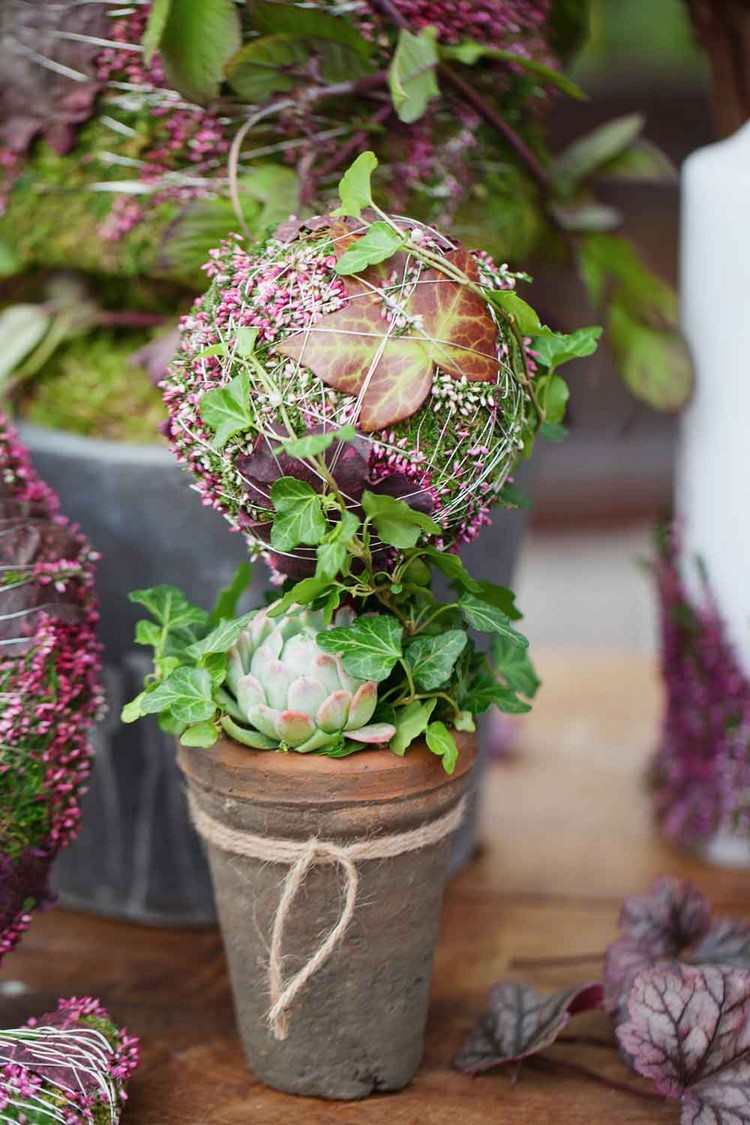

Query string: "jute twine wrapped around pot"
[[189, 794, 466, 1039]]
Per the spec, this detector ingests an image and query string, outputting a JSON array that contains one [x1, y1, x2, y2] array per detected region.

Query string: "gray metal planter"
[[22, 424, 529, 924], [21, 424, 257, 925]]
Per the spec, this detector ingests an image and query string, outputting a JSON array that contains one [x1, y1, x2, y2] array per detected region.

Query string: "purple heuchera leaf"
[[690, 920, 750, 970], [454, 980, 603, 1074], [604, 877, 712, 1014], [617, 964, 750, 1124]]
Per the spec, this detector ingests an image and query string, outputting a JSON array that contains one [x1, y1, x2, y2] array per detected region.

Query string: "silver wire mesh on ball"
[[163, 212, 533, 574]]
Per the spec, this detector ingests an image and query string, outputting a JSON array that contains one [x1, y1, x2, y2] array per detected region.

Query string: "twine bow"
[[189, 795, 466, 1039]]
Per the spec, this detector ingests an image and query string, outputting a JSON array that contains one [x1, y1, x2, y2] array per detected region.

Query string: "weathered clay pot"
[[179, 736, 475, 1099]]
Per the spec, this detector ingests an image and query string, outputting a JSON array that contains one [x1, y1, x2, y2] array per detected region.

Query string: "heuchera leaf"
[[276, 237, 500, 431], [603, 877, 716, 1014], [617, 964, 750, 1123], [455, 981, 603, 1073]]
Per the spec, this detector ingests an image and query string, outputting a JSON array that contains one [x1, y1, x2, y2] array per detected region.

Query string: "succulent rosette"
[[0, 996, 140, 1124], [163, 156, 546, 576], [0, 415, 102, 963], [222, 604, 395, 752]]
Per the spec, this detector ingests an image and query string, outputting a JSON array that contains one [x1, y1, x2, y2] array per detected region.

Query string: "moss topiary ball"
[[163, 213, 535, 572]]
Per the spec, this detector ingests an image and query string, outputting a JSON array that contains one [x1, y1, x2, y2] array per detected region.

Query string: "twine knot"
[[189, 794, 466, 1039]]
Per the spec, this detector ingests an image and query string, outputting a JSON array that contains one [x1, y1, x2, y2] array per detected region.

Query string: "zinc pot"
[[178, 735, 476, 1099], [21, 424, 256, 925]]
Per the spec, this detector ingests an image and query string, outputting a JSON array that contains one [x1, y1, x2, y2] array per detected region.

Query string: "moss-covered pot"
[[179, 735, 475, 1099]]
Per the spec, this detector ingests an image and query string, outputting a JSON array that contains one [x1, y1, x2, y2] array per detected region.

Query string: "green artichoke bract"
[[222, 605, 395, 754]]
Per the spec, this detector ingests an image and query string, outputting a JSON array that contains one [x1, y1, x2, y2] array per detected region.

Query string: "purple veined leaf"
[[689, 920, 750, 970], [603, 936, 667, 1016], [619, 876, 711, 952], [617, 964, 750, 1123], [454, 980, 603, 1074]]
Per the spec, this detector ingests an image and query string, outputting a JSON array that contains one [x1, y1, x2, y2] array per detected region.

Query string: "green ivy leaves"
[[332, 151, 378, 219], [317, 615, 403, 682], [270, 478, 327, 552], [362, 491, 441, 549], [335, 222, 404, 276], [405, 630, 467, 691], [389, 28, 440, 124]]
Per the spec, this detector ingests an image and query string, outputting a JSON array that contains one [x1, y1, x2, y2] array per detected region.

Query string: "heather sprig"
[[652, 529, 750, 848], [0, 997, 140, 1124], [0, 416, 102, 963]]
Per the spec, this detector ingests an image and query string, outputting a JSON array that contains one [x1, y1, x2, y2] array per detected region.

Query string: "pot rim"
[[17, 421, 168, 465], [178, 735, 476, 809]]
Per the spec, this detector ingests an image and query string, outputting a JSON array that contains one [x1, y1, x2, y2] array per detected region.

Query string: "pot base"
[[180, 738, 475, 1099]]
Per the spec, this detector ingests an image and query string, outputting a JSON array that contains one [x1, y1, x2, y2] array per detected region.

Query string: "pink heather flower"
[[653, 529, 750, 847], [0, 415, 101, 964]]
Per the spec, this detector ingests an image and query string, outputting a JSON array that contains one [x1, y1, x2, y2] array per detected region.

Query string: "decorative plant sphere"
[[0, 416, 101, 962], [0, 996, 140, 1123], [163, 206, 535, 574]]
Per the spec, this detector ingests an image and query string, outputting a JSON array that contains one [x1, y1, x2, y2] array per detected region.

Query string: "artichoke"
[[222, 605, 395, 753]]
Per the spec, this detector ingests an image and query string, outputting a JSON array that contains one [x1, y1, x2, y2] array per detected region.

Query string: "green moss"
[[0, 117, 182, 281], [18, 330, 166, 443]]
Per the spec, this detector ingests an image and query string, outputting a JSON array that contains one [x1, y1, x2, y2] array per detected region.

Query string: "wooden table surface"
[[6, 650, 750, 1123]]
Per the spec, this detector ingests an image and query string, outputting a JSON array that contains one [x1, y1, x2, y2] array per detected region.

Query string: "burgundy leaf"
[[454, 981, 603, 1074], [603, 936, 665, 1016], [617, 964, 750, 1123]]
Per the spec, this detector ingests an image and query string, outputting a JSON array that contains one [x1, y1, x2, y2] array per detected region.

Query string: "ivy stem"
[[399, 657, 417, 699]]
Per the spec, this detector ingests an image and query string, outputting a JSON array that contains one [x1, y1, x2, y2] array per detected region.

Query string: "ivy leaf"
[[249, 1, 373, 58], [425, 721, 459, 774], [267, 575, 333, 618], [225, 33, 309, 101], [332, 151, 378, 219], [389, 27, 439, 124], [608, 298, 693, 413], [0, 305, 51, 382], [455, 981, 603, 1074], [535, 372, 569, 425], [422, 547, 480, 593], [137, 667, 217, 725], [159, 0, 241, 103], [461, 674, 532, 715], [442, 40, 585, 99], [540, 421, 568, 443], [405, 630, 467, 691], [459, 593, 528, 647], [277, 245, 499, 431], [186, 613, 254, 660], [530, 326, 602, 371], [142, 0, 172, 63], [270, 477, 327, 551], [486, 289, 541, 335], [209, 562, 252, 625], [600, 139, 676, 184], [552, 114, 645, 195], [492, 635, 540, 698], [129, 585, 208, 635], [390, 698, 436, 756], [617, 965, 750, 1121], [315, 539, 346, 582], [280, 425, 356, 460], [474, 581, 522, 620], [180, 721, 220, 748], [498, 483, 532, 510], [200, 371, 253, 449], [335, 222, 405, 276], [316, 615, 403, 682], [362, 490, 441, 549]]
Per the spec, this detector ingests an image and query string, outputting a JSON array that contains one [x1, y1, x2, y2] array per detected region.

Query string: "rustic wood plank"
[[3, 650, 747, 1122]]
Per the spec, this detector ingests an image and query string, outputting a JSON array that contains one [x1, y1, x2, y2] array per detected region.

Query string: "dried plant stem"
[[509, 952, 604, 970], [529, 1056, 665, 1103]]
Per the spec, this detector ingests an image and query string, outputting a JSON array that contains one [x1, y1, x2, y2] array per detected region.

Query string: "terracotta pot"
[[179, 736, 475, 1099]]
